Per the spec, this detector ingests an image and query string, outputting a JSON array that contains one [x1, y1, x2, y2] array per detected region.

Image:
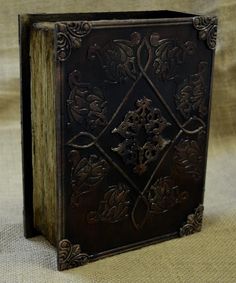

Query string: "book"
[[19, 11, 217, 270]]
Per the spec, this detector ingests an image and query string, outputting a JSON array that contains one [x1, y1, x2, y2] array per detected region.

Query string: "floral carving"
[[68, 150, 109, 207], [147, 177, 189, 215], [175, 62, 208, 119], [88, 32, 142, 83], [68, 69, 107, 129], [58, 239, 89, 270], [57, 21, 91, 61], [62, 28, 210, 251], [193, 16, 217, 50], [173, 131, 206, 181], [87, 183, 130, 224], [152, 39, 195, 81], [112, 97, 171, 175], [179, 204, 204, 237], [88, 32, 198, 83]]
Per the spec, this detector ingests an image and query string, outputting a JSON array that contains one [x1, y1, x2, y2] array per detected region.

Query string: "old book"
[[19, 11, 217, 270]]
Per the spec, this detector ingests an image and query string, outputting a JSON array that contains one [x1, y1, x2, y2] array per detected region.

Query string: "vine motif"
[[179, 204, 204, 237], [152, 39, 196, 81], [68, 150, 109, 207], [112, 97, 171, 175], [193, 16, 217, 50], [57, 21, 92, 61], [173, 131, 206, 181], [146, 177, 189, 215], [175, 61, 208, 119], [58, 239, 89, 271], [88, 32, 142, 83], [87, 183, 130, 224], [68, 69, 107, 129]]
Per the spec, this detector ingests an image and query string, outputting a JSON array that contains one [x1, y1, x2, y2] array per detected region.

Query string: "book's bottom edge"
[[57, 231, 182, 271], [90, 231, 178, 262]]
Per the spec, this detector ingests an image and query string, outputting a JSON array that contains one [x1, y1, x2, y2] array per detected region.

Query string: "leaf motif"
[[153, 39, 196, 81], [179, 205, 204, 237], [59, 239, 71, 262], [175, 62, 208, 119], [193, 16, 217, 50], [67, 70, 108, 129], [173, 131, 206, 181], [87, 184, 130, 224], [58, 239, 89, 271], [56, 22, 91, 61], [193, 16, 212, 30], [77, 156, 108, 186], [69, 151, 109, 207], [146, 177, 189, 215], [66, 22, 91, 38], [88, 32, 141, 83]]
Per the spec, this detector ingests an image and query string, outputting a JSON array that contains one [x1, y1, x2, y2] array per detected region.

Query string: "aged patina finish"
[[19, 11, 217, 270]]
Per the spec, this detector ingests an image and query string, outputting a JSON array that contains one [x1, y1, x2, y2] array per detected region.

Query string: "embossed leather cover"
[[19, 11, 217, 271]]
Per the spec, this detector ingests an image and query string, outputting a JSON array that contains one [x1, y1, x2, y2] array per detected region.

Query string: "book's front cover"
[[55, 15, 217, 270]]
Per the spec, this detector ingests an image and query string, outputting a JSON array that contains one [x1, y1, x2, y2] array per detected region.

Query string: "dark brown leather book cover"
[[19, 11, 217, 271]]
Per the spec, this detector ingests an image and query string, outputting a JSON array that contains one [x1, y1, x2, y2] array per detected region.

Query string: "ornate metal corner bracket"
[[193, 16, 217, 50], [179, 204, 204, 237], [56, 21, 92, 61], [58, 239, 89, 271]]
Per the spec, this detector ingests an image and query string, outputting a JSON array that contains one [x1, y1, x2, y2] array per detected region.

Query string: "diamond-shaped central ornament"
[[112, 97, 171, 175]]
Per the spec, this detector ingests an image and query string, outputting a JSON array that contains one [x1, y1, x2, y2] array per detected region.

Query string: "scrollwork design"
[[112, 97, 171, 175], [68, 150, 109, 207], [87, 183, 130, 224], [146, 177, 189, 215], [179, 204, 204, 237], [175, 62, 208, 119], [57, 21, 91, 61], [193, 16, 217, 50], [58, 239, 89, 271], [68, 69, 107, 129]]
